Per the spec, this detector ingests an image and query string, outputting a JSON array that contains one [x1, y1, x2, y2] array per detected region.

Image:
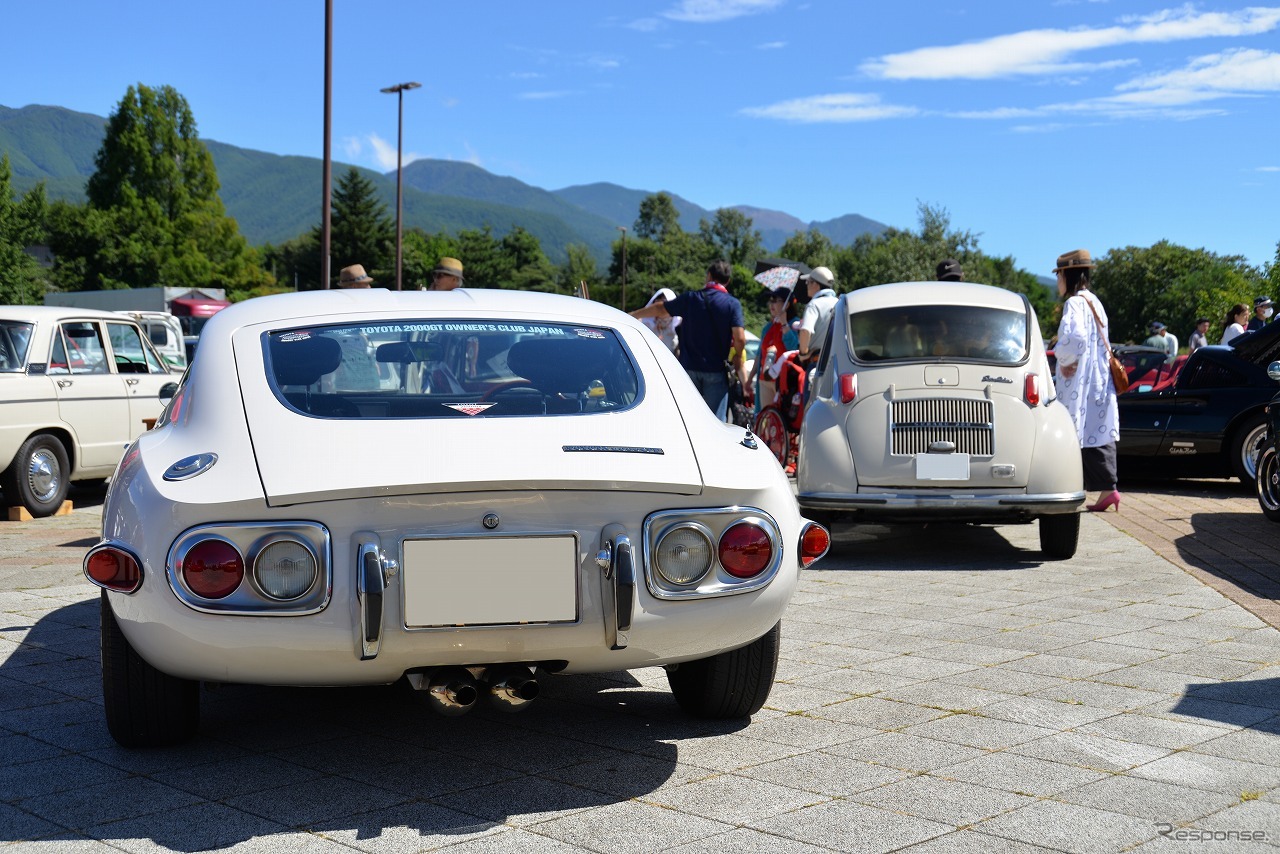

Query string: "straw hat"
[[1053, 249, 1096, 272], [338, 264, 374, 288], [432, 257, 465, 282]]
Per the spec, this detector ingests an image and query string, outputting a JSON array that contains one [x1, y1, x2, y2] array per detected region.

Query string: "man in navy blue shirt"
[[632, 260, 747, 419]]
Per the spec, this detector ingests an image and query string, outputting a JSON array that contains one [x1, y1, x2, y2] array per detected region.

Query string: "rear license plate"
[[402, 536, 577, 627], [916, 453, 970, 481]]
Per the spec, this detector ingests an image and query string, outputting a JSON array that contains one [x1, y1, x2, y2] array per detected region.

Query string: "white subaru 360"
[[85, 288, 828, 746]]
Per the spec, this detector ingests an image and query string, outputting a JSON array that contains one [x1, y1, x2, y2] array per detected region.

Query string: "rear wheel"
[[753, 407, 789, 467], [1039, 513, 1080, 560], [100, 591, 199, 747], [1257, 444, 1280, 522], [667, 622, 780, 719], [1230, 414, 1268, 485], [3, 434, 70, 517]]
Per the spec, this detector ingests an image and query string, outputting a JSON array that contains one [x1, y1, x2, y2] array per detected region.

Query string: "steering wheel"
[[481, 380, 534, 401]]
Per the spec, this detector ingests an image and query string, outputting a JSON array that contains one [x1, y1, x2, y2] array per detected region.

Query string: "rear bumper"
[[798, 490, 1085, 522]]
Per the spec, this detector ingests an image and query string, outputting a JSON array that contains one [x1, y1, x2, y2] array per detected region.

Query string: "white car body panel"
[[96, 289, 811, 688]]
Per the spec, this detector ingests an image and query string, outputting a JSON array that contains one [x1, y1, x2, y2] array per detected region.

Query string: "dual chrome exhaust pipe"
[[410, 665, 540, 716]]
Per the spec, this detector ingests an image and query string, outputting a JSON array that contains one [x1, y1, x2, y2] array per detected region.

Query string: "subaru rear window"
[[848, 304, 1028, 364], [265, 319, 641, 418]]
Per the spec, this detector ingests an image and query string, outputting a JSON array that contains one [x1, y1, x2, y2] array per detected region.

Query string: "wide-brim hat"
[[432, 257, 465, 281], [1053, 249, 1096, 272], [646, 287, 676, 307], [338, 264, 374, 287], [1254, 296, 1272, 308]]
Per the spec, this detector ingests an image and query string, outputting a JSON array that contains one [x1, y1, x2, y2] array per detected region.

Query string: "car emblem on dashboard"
[[444, 403, 496, 416]]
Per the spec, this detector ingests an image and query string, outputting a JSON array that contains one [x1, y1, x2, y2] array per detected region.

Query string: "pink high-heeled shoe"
[[1087, 491, 1121, 512]]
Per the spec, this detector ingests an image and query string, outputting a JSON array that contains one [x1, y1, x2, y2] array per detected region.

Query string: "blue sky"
[[5, 1, 1279, 274]]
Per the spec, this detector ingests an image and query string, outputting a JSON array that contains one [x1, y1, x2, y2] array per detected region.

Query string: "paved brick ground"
[[1, 482, 1277, 853]]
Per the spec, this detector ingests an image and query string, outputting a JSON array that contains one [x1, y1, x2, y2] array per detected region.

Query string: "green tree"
[[402, 229, 460, 290], [841, 202, 980, 290], [633, 192, 683, 242], [0, 155, 49, 304], [777, 229, 835, 269], [324, 166, 393, 284], [697, 208, 764, 267], [51, 83, 271, 296], [558, 243, 600, 296]]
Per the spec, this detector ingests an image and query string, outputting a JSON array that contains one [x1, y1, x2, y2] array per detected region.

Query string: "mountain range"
[[0, 104, 888, 266]]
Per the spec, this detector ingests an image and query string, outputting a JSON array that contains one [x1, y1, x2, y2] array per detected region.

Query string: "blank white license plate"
[[402, 536, 577, 627], [916, 453, 970, 481]]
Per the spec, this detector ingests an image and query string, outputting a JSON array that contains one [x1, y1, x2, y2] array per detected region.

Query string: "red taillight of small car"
[[1024, 373, 1041, 406], [718, 522, 773, 579], [84, 547, 142, 593], [182, 539, 244, 599], [799, 522, 831, 567], [839, 373, 858, 404]]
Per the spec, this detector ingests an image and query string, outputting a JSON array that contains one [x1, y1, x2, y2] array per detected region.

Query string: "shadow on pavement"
[[1175, 511, 1280, 601], [0, 600, 742, 850], [822, 520, 1047, 570], [1172, 677, 1280, 735]]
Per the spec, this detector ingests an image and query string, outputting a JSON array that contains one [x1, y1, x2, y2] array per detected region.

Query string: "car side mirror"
[[159, 382, 179, 401], [1269, 361, 1280, 382]]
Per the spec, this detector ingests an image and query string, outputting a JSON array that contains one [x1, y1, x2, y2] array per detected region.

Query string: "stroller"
[[752, 352, 808, 472]]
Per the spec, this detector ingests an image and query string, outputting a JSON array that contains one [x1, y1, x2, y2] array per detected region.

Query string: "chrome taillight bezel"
[[167, 522, 331, 615], [642, 507, 783, 600], [83, 542, 144, 594]]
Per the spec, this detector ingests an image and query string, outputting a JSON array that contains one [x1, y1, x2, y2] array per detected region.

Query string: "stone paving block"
[[639, 773, 829, 825], [431, 774, 616, 827], [900, 712, 1056, 750], [874, 682, 1020, 713], [1128, 751, 1280, 794], [151, 754, 329, 802], [0, 753, 130, 803], [934, 750, 1108, 797], [893, 828, 1060, 852], [661, 826, 836, 853], [825, 731, 989, 772], [531, 799, 733, 854], [81, 801, 297, 853], [737, 712, 878, 749], [809, 695, 950, 731], [738, 749, 914, 797], [851, 774, 1035, 825], [936, 667, 1072, 698], [788, 666, 920, 697], [748, 798, 953, 853], [17, 777, 202, 833], [978, 694, 1119, 730], [973, 798, 1158, 852], [1007, 731, 1172, 773], [1031, 679, 1170, 712], [1054, 773, 1238, 822]]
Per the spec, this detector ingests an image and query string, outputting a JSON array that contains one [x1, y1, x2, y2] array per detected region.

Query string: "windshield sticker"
[[278, 332, 312, 342], [358, 323, 573, 336], [574, 329, 606, 339], [444, 403, 497, 416]]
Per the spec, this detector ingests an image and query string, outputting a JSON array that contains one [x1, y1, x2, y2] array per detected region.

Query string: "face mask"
[[1265, 308, 1274, 319]]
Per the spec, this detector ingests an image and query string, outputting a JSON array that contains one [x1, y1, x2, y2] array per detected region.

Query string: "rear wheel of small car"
[[1230, 414, 1268, 485], [1257, 444, 1280, 522], [3, 434, 70, 517], [753, 407, 789, 467], [1039, 513, 1080, 560], [100, 591, 199, 747], [666, 621, 780, 719]]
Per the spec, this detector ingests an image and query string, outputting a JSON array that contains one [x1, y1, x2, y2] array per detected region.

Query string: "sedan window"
[[265, 320, 642, 418], [849, 305, 1028, 364], [51, 322, 109, 375], [0, 321, 33, 371], [106, 322, 168, 374]]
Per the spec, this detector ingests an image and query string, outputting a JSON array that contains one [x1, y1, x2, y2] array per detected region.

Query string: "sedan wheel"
[[3, 434, 70, 517], [1257, 445, 1280, 523]]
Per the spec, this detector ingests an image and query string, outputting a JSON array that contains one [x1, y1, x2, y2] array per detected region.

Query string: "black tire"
[[1230, 414, 1268, 485], [1257, 444, 1280, 523], [100, 591, 199, 747], [2, 433, 70, 517], [1039, 513, 1080, 560], [667, 621, 780, 719]]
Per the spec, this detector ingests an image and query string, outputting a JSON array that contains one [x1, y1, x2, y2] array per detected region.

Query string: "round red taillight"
[[718, 522, 773, 579], [85, 548, 141, 593], [182, 539, 244, 599], [800, 523, 831, 567]]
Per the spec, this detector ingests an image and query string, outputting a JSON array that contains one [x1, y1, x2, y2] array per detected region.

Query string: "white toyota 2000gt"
[[86, 288, 828, 746]]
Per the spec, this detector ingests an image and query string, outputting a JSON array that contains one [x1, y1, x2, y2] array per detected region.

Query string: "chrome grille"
[[891, 398, 994, 456]]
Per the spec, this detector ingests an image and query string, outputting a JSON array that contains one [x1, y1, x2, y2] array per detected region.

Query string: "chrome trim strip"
[[357, 542, 383, 660], [798, 491, 1085, 514]]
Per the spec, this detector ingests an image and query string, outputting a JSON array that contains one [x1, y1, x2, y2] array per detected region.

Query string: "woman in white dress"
[[1052, 249, 1121, 512], [1220, 303, 1249, 345], [640, 288, 681, 353]]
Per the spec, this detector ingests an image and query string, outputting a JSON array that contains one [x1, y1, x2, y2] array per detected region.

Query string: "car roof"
[[206, 288, 637, 330], [842, 282, 1028, 313], [0, 305, 139, 322]]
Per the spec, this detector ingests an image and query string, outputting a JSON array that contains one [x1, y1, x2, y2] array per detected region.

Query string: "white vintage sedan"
[[796, 282, 1084, 558], [0, 306, 177, 517], [85, 288, 828, 746]]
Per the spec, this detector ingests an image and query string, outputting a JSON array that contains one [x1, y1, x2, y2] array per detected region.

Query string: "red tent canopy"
[[170, 297, 231, 318]]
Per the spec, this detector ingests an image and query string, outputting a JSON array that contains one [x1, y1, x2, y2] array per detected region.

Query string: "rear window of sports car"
[[264, 319, 642, 418], [848, 304, 1028, 364]]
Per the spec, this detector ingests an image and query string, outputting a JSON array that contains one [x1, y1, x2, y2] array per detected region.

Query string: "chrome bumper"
[[798, 490, 1085, 519]]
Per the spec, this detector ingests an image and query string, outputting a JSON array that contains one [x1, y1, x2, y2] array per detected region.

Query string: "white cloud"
[[340, 136, 362, 160], [741, 93, 918, 122], [663, 0, 785, 23], [1117, 47, 1280, 95], [519, 90, 575, 100], [628, 17, 664, 32], [862, 5, 1280, 80], [758, 41, 788, 50], [1258, 165, 1280, 171], [367, 133, 423, 171]]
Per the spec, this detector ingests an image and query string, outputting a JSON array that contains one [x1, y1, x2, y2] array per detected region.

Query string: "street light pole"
[[321, 0, 333, 288], [617, 226, 627, 310], [380, 81, 421, 291]]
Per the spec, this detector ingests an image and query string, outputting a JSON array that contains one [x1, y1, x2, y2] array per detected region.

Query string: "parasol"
[[753, 265, 802, 292]]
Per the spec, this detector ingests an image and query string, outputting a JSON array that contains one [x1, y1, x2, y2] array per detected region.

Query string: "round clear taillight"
[[654, 524, 714, 586], [718, 522, 773, 579], [253, 540, 318, 600], [182, 539, 244, 599], [84, 547, 141, 593]]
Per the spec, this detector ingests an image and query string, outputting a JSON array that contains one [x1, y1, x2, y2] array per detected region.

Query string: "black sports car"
[[1255, 375, 1280, 521], [1118, 321, 1280, 484]]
